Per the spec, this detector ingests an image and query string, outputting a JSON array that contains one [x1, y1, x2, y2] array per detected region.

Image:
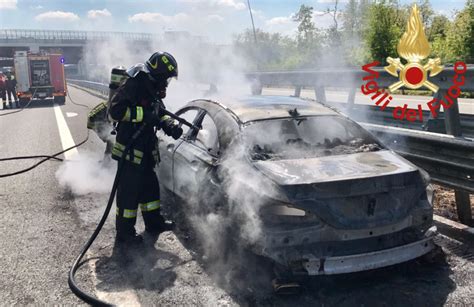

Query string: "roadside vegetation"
[[234, 0, 474, 70]]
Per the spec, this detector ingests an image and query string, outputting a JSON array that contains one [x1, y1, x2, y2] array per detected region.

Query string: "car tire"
[[18, 98, 29, 108], [54, 96, 65, 105], [420, 244, 445, 264]]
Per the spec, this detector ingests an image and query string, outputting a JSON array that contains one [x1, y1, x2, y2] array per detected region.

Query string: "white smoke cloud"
[[56, 151, 116, 196], [87, 8, 112, 19], [35, 11, 80, 22], [0, 0, 17, 10]]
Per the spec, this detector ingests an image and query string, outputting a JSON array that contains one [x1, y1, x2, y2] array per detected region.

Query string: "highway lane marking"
[[53, 103, 141, 306], [66, 112, 78, 118], [53, 104, 79, 160]]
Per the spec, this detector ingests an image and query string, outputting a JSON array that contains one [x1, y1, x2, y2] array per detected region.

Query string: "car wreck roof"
[[220, 96, 338, 123]]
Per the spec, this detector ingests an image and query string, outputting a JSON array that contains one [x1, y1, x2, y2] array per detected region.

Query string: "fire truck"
[[14, 51, 67, 105]]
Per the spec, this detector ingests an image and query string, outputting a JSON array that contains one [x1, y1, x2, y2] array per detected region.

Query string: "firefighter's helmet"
[[145, 52, 178, 83]]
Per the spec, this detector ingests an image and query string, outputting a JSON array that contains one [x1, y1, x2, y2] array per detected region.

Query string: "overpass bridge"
[[0, 29, 157, 66]]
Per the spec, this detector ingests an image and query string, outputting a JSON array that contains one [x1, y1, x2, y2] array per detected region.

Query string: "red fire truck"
[[14, 51, 67, 104]]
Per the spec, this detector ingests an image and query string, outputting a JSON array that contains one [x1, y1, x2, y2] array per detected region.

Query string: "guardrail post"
[[444, 92, 463, 137], [455, 191, 472, 226], [314, 85, 326, 103], [347, 87, 356, 110], [251, 80, 262, 95], [423, 90, 443, 131], [443, 90, 472, 225], [294, 86, 301, 97]]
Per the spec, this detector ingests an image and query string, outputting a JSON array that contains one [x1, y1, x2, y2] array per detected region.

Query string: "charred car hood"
[[253, 150, 418, 185]]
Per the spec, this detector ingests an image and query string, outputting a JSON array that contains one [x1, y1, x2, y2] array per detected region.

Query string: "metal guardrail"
[[332, 102, 474, 138], [0, 29, 155, 42], [365, 123, 474, 225], [363, 123, 474, 193], [247, 66, 474, 92], [247, 67, 474, 134], [67, 78, 473, 225], [67, 79, 109, 97]]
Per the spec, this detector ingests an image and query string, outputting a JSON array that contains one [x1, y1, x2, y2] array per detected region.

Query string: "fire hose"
[[68, 105, 199, 305], [68, 124, 146, 307]]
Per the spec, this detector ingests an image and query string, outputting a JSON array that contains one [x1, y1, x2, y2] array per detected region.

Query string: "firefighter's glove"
[[170, 125, 183, 140]]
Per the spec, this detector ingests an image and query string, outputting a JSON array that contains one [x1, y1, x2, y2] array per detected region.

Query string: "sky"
[[0, 0, 469, 43]]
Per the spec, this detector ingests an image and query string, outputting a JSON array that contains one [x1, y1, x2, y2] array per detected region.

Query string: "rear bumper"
[[299, 226, 436, 275]]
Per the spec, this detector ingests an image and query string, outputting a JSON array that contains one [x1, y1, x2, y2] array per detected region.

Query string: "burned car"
[[157, 96, 436, 276]]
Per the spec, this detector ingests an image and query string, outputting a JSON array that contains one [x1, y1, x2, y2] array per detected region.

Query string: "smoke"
[[72, 4, 370, 289], [176, 136, 280, 290], [80, 33, 252, 112], [56, 151, 116, 195], [76, 23, 267, 287]]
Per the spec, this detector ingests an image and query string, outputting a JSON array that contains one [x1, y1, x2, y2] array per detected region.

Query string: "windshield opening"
[[244, 115, 382, 161]]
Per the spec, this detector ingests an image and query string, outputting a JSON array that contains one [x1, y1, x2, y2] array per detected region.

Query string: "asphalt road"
[[0, 86, 473, 306]]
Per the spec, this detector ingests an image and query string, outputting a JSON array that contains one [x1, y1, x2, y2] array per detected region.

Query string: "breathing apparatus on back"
[[108, 66, 128, 117], [87, 66, 128, 140]]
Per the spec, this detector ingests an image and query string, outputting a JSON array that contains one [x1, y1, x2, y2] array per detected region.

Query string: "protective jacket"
[[5, 75, 16, 90], [0, 75, 6, 90], [109, 70, 175, 167]]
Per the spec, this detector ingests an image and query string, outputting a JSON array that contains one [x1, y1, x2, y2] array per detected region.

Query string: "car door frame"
[[171, 108, 221, 200], [167, 106, 204, 195]]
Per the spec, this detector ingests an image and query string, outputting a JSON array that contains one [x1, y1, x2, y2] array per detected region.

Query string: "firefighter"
[[109, 52, 182, 248], [5, 71, 18, 108], [0, 72, 6, 109]]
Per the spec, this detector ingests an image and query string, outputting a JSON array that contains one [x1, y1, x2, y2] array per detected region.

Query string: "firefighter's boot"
[[116, 233, 144, 246], [114, 233, 144, 261], [145, 220, 175, 235], [144, 210, 175, 235]]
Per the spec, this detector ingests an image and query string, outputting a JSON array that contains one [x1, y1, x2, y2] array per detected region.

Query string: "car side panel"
[[172, 141, 215, 201]]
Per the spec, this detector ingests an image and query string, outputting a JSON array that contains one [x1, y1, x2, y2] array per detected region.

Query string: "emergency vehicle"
[[14, 51, 67, 104]]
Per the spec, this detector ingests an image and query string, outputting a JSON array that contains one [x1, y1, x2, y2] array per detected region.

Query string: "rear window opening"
[[245, 115, 382, 161]]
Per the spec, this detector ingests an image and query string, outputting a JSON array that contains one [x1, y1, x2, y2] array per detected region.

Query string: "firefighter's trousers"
[[115, 161, 166, 238], [6, 88, 17, 103]]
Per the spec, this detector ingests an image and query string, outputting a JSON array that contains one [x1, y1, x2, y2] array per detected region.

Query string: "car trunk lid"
[[253, 150, 425, 229]]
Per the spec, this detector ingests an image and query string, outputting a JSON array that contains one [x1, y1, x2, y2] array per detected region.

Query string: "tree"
[[321, 0, 342, 50], [293, 4, 316, 44], [417, 0, 434, 29], [292, 4, 321, 68], [342, 0, 371, 64], [429, 15, 450, 40], [465, 0, 474, 62], [365, 1, 403, 64], [234, 29, 300, 70], [444, 0, 474, 63]]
